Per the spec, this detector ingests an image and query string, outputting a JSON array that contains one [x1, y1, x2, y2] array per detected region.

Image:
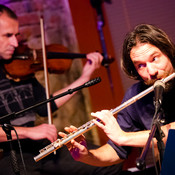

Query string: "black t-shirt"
[[0, 66, 57, 127]]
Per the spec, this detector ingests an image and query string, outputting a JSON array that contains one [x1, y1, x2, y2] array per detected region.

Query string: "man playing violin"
[[0, 4, 122, 175], [60, 24, 175, 174]]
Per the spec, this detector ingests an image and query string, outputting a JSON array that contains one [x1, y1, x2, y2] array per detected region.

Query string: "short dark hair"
[[0, 4, 17, 20], [121, 24, 175, 80]]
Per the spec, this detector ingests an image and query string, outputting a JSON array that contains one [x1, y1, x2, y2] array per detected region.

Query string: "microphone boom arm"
[[0, 77, 101, 124]]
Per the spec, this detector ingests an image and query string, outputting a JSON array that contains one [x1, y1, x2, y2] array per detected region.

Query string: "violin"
[[3, 44, 73, 80], [3, 44, 114, 81]]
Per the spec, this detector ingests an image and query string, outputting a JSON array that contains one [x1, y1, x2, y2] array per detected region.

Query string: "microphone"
[[84, 77, 101, 87], [67, 77, 101, 94], [153, 80, 165, 110]]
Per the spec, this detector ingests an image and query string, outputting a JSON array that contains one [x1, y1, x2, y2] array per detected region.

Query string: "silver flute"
[[34, 73, 175, 162]]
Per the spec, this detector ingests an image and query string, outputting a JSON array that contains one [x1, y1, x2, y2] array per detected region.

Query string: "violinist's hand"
[[58, 125, 89, 161], [52, 52, 102, 109], [25, 124, 58, 142], [81, 52, 103, 80], [91, 110, 126, 146]]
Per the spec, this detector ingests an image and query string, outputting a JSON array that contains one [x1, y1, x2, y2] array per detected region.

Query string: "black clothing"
[[0, 67, 122, 175]]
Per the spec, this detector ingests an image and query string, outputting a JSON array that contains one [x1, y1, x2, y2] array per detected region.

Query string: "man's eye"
[[138, 64, 145, 69], [6, 33, 13, 37], [153, 56, 158, 62]]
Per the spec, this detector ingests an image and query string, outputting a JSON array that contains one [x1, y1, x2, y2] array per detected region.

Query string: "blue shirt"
[[108, 81, 175, 159]]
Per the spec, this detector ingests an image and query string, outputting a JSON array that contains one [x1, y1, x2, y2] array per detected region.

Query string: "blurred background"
[[2, 0, 175, 170]]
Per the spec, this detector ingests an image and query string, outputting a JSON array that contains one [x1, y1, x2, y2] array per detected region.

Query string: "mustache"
[[144, 77, 161, 86], [144, 72, 174, 86], [144, 71, 175, 94]]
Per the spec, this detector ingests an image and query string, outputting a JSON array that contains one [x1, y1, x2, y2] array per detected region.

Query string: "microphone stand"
[[0, 77, 101, 175], [136, 104, 165, 171], [2, 122, 20, 175]]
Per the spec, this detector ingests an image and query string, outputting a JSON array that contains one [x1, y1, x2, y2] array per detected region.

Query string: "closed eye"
[[5, 33, 13, 38], [4, 33, 19, 38]]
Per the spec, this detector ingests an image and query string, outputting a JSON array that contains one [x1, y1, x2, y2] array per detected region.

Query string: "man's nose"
[[147, 63, 158, 77], [11, 35, 18, 47]]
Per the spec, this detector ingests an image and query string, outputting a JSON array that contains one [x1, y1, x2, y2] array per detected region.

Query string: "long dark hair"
[[121, 24, 175, 80]]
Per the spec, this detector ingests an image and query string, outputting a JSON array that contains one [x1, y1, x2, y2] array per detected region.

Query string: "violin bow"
[[90, 0, 115, 96], [40, 17, 53, 125]]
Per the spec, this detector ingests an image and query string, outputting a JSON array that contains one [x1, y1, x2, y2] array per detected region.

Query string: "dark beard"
[[164, 78, 175, 93], [141, 74, 175, 123]]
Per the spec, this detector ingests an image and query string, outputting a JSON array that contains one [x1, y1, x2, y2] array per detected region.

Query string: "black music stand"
[[161, 129, 175, 175]]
